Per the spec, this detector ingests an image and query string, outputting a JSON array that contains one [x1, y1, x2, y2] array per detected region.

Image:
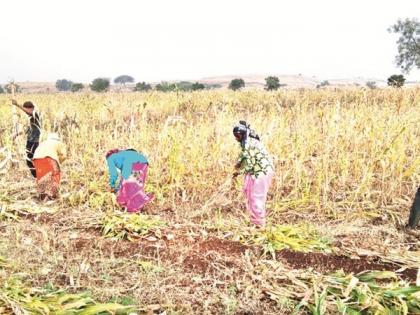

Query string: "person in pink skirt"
[[233, 121, 274, 226], [106, 148, 154, 212]]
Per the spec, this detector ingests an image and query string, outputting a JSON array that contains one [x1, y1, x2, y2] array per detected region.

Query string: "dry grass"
[[0, 88, 419, 314]]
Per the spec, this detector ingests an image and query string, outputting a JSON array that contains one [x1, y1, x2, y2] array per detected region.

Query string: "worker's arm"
[[233, 153, 244, 178], [235, 151, 246, 169], [121, 159, 133, 180], [107, 158, 119, 191], [57, 142, 67, 164], [11, 100, 32, 115]]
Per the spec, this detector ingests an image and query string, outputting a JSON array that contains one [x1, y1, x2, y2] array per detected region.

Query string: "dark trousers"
[[26, 141, 39, 178], [408, 186, 420, 228]]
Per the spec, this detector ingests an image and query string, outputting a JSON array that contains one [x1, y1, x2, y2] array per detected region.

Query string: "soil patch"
[[276, 249, 417, 282], [198, 238, 251, 255], [183, 254, 210, 273], [183, 237, 253, 273], [51, 228, 419, 282]]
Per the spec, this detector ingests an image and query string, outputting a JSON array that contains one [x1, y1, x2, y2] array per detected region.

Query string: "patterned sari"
[[116, 162, 154, 212], [32, 157, 61, 199]]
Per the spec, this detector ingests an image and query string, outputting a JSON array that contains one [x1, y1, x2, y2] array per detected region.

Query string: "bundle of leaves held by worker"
[[0, 277, 135, 315], [265, 270, 420, 314], [244, 224, 332, 255], [101, 212, 166, 240]]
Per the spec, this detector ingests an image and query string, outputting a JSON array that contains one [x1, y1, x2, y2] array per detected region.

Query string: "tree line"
[[0, 73, 412, 94], [53, 76, 222, 92], [0, 17, 417, 93]]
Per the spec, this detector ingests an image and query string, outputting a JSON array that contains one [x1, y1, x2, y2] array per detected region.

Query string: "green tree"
[[90, 78, 110, 92], [192, 82, 205, 91], [205, 83, 222, 89], [264, 76, 281, 90], [155, 82, 176, 92], [388, 18, 420, 73], [229, 78, 245, 91], [387, 74, 405, 88], [71, 83, 84, 92], [114, 75, 135, 85], [0, 85, 4, 94], [177, 81, 194, 91], [366, 81, 377, 89], [134, 82, 152, 91], [316, 80, 330, 89], [56, 79, 73, 91]]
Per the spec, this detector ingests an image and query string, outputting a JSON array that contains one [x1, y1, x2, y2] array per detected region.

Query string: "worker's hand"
[[11, 99, 18, 106], [110, 187, 116, 193]]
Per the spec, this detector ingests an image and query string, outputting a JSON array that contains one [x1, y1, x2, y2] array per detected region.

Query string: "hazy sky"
[[1, 0, 419, 83]]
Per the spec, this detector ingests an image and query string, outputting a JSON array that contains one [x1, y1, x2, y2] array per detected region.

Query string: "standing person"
[[106, 149, 154, 212], [32, 133, 67, 201], [11, 100, 41, 177], [408, 186, 420, 229], [233, 121, 275, 226]]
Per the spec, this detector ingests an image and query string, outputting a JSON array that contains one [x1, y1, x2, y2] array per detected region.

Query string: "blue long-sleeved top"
[[106, 150, 148, 191]]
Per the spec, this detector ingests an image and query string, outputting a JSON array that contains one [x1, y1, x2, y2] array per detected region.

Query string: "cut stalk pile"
[[101, 212, 166, 240], [0, 277, 134, 315], [266, 270, 420, 314]]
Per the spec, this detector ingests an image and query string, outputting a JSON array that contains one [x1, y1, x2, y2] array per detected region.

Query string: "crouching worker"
[[32, 133, 66, 200], [408, 186, 420, 229], [106, 149, 154, 212], [233, 121, 274, 226]]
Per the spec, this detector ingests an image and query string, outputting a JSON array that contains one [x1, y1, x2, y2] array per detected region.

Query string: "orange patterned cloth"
[[33, 157, 61, 199]]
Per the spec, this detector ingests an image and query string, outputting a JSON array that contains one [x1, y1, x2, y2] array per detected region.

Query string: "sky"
[[0, 0, 419, 83]]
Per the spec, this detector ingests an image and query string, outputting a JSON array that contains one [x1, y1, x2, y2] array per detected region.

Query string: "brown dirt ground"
[[276, 249, 417, 282], [63, 229, 418, 282]]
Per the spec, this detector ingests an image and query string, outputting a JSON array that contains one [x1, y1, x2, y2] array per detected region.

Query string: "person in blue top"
[[106, 148, 154, 212]]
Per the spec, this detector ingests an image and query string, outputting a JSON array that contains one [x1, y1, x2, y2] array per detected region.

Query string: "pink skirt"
[[116, 162, 154, 212], [243, 171, 274, 226]]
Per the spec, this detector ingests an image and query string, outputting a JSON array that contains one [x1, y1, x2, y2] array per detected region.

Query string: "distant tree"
[[316, 80, 330, 89], [71, 83, 84, 92], [177, 81, 194, 91], [155, 82, 176, 92], [4, 83, 21, 93], [229, 78, 245, 91], [192, 82, 205, 91], [134, 82, 152, 92], [114, 75, 134, 85], [388, 18, 420, 73], [387, 74, 406, 88], [366, 81, 377, 89], [264, 76, 281, 90], [0, 85, 4, 94], [56, 79, 73, 91], [205, 83, 222, 89], [90, 78, 110, 92]]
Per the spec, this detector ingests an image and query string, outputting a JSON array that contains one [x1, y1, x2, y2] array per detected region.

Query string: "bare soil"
[[62, 230, 418, 282]]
